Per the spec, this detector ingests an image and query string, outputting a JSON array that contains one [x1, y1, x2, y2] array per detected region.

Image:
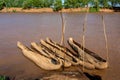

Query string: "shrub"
[[89, 7, 99, 12], [43, 0, 53, 8], [22, 0, 32, 9], [12, 9, 16, 13], [31, 0, 42, 8], [0, 75, 10, 80], [3, 0, 14, 8], [0, 0, 4, 10], [53, 0, 62, 12], [22, 0, 46, 9], [12, 0, 24, 7]]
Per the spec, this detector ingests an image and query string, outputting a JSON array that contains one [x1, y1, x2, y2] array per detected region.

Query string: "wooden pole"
[[82, 7, 89, 71], [60, 11, 66, 70], [60, 12, 65, 46], [102, 15, 109, 66]]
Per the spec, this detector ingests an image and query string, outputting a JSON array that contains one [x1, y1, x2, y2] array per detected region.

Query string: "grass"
[[89, 7, 99, 12], [12, 9, 17, 13]]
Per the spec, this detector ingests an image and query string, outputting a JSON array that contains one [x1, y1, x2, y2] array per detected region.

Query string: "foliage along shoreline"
[[0, 0, 120, 13]]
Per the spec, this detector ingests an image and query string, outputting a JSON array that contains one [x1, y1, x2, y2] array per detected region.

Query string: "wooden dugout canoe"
[[31, 42, 71, 68], [17, 41, 63, 70], [42, 38, 95, 69], [68, 38, 108, 69], [17, 37, 107, 70]]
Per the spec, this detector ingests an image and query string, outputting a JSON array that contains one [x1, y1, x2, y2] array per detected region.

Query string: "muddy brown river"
[[0, 13, 120, 80]]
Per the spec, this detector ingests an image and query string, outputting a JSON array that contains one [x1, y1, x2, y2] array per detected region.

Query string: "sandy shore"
[[0, 8, 53, 13], [0, 7, 115, 13]]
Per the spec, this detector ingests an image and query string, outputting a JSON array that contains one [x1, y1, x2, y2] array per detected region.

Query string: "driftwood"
[[17, 41, 63, 70], [68, 38, 108, 69]]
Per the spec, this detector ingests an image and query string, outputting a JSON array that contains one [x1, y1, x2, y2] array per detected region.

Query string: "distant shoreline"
[[0, 7, 117, 13]]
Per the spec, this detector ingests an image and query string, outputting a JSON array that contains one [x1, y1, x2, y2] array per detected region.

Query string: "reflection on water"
[[0, 13, 120, 80]]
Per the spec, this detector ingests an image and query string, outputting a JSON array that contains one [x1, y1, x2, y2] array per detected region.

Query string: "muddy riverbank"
[[0, 8, 115, 13]]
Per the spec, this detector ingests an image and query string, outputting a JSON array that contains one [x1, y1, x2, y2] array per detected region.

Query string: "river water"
[[0, 13, 120, 80]]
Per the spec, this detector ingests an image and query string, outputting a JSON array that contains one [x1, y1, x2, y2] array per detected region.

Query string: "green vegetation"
[[0, 76, 5, 80], [0, 0, 4, 10], [89, 7, 99, 12], [12, 9, 16, 13], [109, 0, 120, 7], [53, 0, 62, 11], [0, 75, 9, 80], [22, 0, 54, 9], [0, 0, 120, 12]]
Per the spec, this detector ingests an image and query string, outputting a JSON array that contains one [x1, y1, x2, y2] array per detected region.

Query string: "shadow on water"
[[84, 72, 102, 80]]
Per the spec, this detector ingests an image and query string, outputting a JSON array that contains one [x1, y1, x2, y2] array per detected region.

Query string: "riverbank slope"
[[0, 7, 115, 13]]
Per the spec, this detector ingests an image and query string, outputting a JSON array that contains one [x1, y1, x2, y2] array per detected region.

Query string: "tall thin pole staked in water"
[[60, 12, 65, 46], [60, 11, 66, 70], [82, 7, 89, 71], [102, 15, 109, 66]]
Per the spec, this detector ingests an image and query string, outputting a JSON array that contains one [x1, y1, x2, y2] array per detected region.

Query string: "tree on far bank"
[[88, 0, 100, 12], [64, 0, 80, 8], [22, 0, 54, 9], [43, 0, 54, 8], [109, 0, 120, 7], [0, 0, 5, 10], [99, 0, 111, 8], [53, 0, 62, 11], [64, 0, 92, 8], [95, 0, 99, 11]]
